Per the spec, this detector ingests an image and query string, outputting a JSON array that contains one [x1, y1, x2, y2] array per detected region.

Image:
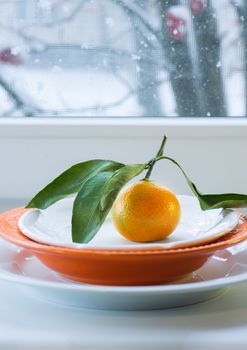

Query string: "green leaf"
[[159, 156, 247, 210], [100, 164, 147, 211], [72, 163, 146, 243], [26, 159, 124, 209], [72, 171, 114, 244]]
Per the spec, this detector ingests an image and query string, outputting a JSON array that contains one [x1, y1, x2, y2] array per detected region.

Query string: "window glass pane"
[[0, 0, 245, 117]]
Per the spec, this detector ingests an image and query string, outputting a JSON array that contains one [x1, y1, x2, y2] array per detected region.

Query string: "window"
[[0, 0, 246, 117], [1, 1, 247, 207]]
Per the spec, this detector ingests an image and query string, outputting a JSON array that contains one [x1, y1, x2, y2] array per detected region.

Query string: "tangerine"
[[111, 180, 181, 242]]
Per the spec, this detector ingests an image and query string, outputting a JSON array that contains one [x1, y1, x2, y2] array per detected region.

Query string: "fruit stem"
[[144, 135, 167, 180]]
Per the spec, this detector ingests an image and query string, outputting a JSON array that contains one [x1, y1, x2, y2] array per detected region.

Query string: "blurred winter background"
[[0, 0, 246, 117]]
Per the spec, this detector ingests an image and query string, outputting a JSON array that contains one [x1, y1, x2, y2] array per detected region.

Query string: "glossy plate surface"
[[0, 239, 247, 310], [18, 195, 239, 250]]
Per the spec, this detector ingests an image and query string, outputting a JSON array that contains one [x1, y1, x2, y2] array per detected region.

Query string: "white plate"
[[1, 239, 247, 310], [18, 195, 239, 250]]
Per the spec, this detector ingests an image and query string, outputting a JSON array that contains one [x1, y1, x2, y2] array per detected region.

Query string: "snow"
[[1, 65, 144, 117], [0, 0, 246, 117]]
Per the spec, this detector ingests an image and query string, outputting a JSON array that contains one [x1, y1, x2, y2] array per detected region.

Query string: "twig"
[[0, 75, 26, 110], [113, 0, 162, 43], [111, 70, 134, 90], [25, 78, 168, 117], [0, 74, 43, 117]]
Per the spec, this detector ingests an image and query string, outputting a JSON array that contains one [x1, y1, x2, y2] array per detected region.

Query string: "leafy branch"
[[27, 135, 247, 243]]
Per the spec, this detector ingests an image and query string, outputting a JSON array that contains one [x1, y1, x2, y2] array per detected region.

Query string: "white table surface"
[[0, 280, 247, 350]]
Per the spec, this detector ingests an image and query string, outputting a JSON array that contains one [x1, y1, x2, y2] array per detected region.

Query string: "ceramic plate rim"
[[3, 208, 246, 256], [0, 246, 247, 294], [17, 195, 240, 250]]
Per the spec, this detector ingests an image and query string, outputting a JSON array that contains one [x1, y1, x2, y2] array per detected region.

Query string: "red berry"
[[0, 48, 23, 65], [189, 0, 207, 15], [166, 12, 187, 41]]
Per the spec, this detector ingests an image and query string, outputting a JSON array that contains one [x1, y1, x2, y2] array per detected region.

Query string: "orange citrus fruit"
[[111, 180, 181, 242]]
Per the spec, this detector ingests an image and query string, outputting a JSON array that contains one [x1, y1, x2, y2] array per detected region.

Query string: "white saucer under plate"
[[18, 195, 239, 250], [1, 239, 247, 310]]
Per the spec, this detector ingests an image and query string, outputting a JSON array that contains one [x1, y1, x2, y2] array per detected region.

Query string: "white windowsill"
[[1, 117, 247, 138]]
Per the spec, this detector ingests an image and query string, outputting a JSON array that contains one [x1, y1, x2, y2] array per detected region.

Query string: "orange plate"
[[0, 208, 247, 286]]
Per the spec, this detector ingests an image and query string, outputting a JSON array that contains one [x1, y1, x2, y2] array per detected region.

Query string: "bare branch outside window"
[[0, 0, 245, 117]]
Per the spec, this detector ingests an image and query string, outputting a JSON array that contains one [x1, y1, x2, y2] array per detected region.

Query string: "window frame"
[[1, 117, 247, 138]]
